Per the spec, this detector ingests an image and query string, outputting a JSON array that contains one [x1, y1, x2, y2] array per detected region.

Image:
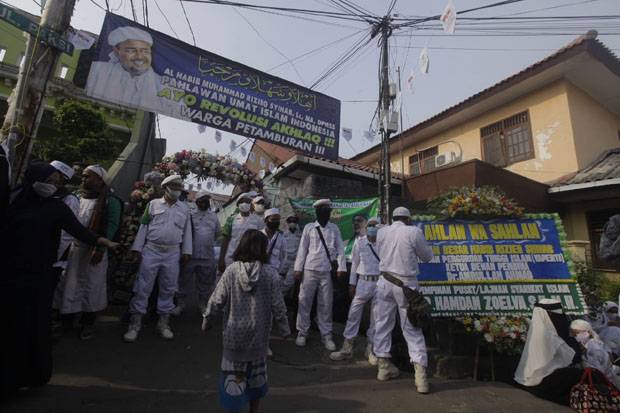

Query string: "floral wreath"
[[155, 149, 263, 191], [427, 186, 524, 219]]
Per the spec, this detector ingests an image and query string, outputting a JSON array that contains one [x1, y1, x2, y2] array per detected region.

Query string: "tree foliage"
[[34, 100, 125, 167]]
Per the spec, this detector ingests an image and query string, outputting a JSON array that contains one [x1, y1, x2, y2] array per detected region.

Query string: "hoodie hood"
[[232, 261, 262, 292]]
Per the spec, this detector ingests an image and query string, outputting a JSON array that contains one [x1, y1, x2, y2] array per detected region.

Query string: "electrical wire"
[[180, 0, 197, 46], [152, 0, 180, 38]]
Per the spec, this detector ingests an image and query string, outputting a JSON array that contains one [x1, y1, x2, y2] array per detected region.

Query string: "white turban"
[[162, 174, 183, 187], [312, 199, 331, 208], [85, 164, 107, 181], [264, 208, 280, 219], [108, 26, 153, 47]]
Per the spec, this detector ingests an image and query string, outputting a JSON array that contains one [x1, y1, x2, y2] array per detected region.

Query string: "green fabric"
[[106, 196, 123, 240], [140, 201, 152, 225], [220, 214, 234, 239]]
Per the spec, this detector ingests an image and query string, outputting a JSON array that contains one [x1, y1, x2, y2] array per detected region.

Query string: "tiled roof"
[[553, 147, 620, 186], [352, 30, 620, 162]]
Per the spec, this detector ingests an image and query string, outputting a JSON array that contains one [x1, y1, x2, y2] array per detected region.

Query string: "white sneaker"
[[377, 358, 400, 381], [157, 315, 174, 340], [322, 335, 337, 351], [414, 363, 430, 394], [366, 343, 378, 366], [123, 314, 142, 343], [329, 338, 354, 361], [295, 334, 307, 347]]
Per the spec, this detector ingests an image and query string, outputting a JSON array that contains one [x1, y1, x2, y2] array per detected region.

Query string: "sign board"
[[0, 3, 74, 55], [289, 198, 379, 258], [412, 214, 586, 316], [86, 13, 341, 159]]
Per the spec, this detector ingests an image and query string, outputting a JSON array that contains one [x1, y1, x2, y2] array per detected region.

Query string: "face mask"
[[254, 204, 265, 214], [288, 222, 298, 231], [238, 203, 251, 213], [607, 312, 619, 322], [576, 331, 590, 345], [32, 181, 58, 198], [197, 200, 210, 211], [267, 221, 280, 231], [166, 188, 181, 200], [367, 227, 378, 237]]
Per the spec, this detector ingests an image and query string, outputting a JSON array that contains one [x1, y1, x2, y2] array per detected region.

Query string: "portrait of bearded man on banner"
[[86, 26, 185, 117]]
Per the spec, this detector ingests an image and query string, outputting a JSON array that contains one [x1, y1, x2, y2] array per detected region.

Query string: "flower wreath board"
[[413, 213, 586, 316]]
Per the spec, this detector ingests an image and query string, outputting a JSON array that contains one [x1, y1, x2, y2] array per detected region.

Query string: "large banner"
[[289, 198, 379, 258], [86, 13, 341, 159], [412, 214, 586, 316]]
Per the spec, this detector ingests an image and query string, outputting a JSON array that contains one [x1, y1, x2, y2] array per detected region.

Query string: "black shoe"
[[79, 325, 95, 340]]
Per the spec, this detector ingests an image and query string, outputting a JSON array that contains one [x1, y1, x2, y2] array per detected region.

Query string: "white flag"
[[249, 152, 256, 162], [268, 162, 275, 172], [197, 124, 206, 133], [406, 70, 415, 92], [394, 91, 402, 112], [67, 28, 96, 50], [363, 130, 374, 141], [259, 169, 266, 178], [215, 130, 222, 142], [342, 127, 353, 142], [230, 140, 237, 152], [206, 181, 213, 190], [259, 157, 266, 168], [240, 146, 247, 157], [440, 0, 457, 34], [419, 47, 430, 74]]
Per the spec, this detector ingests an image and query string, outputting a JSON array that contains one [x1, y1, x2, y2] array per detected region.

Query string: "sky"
[[7, 0, 620, 166]]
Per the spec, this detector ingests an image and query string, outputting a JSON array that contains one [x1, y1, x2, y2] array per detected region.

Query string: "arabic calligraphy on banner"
[[86, 13, 341, 159], [411, 214, 586, 316]]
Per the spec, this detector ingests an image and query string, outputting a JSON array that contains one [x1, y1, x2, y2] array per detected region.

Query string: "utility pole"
[[1, 0, 76, 184], [396, 66, 405, 199], [379, 17, 393, 224]]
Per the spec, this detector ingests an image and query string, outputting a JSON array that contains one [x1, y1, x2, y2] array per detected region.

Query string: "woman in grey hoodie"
[[203, 229, 290, 413]]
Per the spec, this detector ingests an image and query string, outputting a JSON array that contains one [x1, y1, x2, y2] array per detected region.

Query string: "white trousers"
[[281, 260, 296, 294], [129, 244, 180, 315], [343, 278, 377, 342], [296, 270, 332, 337], [373, 276, 427, 367], [177, 258, 217, 307]]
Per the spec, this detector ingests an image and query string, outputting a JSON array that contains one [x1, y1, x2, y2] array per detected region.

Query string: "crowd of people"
[[2, 162, 619, 412]]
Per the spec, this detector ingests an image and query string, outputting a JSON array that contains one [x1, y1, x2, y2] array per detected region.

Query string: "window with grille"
[[409, 146, 438, 176], [481, 111, 534, 167], [587, 210, 618, 270]]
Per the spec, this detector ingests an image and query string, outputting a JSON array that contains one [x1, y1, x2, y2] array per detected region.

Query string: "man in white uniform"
[[330, 217, 381, 365], [262, 208, 288, 277], [281, 215, 301, 296], [175, 190, 220, 315], [294, 199, 346, 351], [86, 26, 183, 116], [374, 207, 434, 393], [124, 175, 192, 342], [218, 193, 264, 272]]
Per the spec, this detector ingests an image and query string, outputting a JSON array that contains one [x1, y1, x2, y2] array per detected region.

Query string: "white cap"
[[312, 199, 332, 208], [108, 26, 153, 47], [161, 174, 183, 187], [195, 189, 210, 200], [392, 207, 411, 218], [84, 164, 107, 181], [237, 192, 251, 202], [252, 196, 265, 204], [538, 298, 561, 305], [264, 208, 280, 219], [50, 160, 74, 179], [368, 216, 381, 225], [246, 191, 259, 198]]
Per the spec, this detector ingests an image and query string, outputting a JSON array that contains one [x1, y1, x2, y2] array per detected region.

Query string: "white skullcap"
[[237, 192, 251, 201], [50, 160, 74, 179], [85, 164, 107, 181], [368, 216, 381, 225], [264, 208, 280, 219], [313, 199, 332, 208], [108, 26, 153, 47], [246, 191, 259, 198], [392, 206, 411, 218], [161, 174, 183, 187], [603, 301, 618, 311], [538, 298, 561, 305], [195, 189, 210, 200], [252, 196, 265, 204]]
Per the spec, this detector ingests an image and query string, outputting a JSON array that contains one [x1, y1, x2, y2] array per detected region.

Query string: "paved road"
[[2, 307, 570, 413]]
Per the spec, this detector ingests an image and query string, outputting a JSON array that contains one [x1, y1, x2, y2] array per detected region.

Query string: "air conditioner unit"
[[435, 151, 458, 167]]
